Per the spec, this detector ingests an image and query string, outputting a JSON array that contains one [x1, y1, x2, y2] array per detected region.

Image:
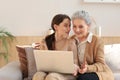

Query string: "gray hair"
[[71, 10, 91, 25]]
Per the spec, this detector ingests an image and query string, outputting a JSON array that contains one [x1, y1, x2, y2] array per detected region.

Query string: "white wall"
[[0, 0, 120, 36]]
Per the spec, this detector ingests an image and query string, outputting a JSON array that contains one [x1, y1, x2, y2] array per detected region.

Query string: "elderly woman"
[[71, 10, 114, 80]]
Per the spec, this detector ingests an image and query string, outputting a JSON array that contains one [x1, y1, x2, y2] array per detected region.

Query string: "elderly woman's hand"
[[79, 61, 88, 74]]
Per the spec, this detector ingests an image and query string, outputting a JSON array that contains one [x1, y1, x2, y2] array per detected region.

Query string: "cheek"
[[61, 28, 66, 33], [73, 27, 76, 32], [68, 27, 71, 31], [59, 28, 66, 34], [64, 27, 69, 32], [57, 28, 62, 33], [73, 27, 81, 33], [84, 28, 88, 33]]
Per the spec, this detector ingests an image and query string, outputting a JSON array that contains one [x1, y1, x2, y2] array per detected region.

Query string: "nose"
[[75, 27, 80, 32], [67, 26, 71, 32]]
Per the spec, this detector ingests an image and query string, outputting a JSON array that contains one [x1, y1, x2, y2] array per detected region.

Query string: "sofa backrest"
[[104, 44, 120, 72]]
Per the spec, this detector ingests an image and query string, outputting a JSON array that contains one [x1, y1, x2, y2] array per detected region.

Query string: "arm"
[[69, 38, 79, 66], [32, 39, 48, 50], [87, 38, 106, 72], [68, 38, 80, 76]]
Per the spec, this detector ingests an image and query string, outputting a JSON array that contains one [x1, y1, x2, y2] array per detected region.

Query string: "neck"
[[55, 33, 66, 42]]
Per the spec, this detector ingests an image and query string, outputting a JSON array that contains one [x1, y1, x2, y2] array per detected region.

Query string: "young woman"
[[71, 10, 114, 80], [32, 14, 78, 80]]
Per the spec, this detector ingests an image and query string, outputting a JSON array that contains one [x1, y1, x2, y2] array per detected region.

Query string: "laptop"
[[34, 50, 75, 74]]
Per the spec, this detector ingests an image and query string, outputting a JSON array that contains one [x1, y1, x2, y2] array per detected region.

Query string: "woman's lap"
[[33, 71, 76, 80], [77, 72, 99, 80], [46, 72, 76, 80], [33, 72, 99, 80], [32, 71, 47, 80]]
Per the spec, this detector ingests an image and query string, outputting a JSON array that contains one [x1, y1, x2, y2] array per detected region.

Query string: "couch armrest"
[[0, 61, 22, 80]]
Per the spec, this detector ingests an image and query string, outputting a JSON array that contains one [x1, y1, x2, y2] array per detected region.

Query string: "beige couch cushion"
[[104, 44, 120, 72], [0, 61, 22, 80]]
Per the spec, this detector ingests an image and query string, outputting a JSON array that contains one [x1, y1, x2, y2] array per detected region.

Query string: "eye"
[[73, 25, 76, 28], [79, 25, 84, 28], [64, 23, 70, 28], [69, 24, 71, 27], [63, 24, 67, 27]]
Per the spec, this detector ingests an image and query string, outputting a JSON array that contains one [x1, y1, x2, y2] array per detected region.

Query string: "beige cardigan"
[[75, 35, 114, 80], [40, 35, 114, 80]]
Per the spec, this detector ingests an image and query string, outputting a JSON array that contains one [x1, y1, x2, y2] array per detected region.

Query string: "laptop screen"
[[34, 50, 75, 74]]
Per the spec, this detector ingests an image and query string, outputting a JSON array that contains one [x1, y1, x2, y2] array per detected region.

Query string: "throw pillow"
[[16, 45, 28, 78], [16, 45, 37, 79]]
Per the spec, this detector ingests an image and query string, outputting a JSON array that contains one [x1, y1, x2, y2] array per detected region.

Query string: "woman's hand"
[[79, 62, 87, 74], [73, 64, 79, 76], [32, 43, 41, 49]]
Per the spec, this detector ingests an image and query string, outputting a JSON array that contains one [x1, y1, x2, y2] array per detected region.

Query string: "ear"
[[87, 24, 91, 30], [53, 24, 58, 31]]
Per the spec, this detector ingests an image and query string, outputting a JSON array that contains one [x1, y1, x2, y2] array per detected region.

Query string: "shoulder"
[[69, 35, 76, 40], [41, 38, 46, 44], [68, 35, 75, 41], [66, 36, 77, 51], [67, 35, 77, 46], [92, 34, 104, 46], [92, 35, 102, 42]]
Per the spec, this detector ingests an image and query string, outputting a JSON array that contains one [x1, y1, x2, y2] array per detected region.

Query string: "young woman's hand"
[[73, 64, 79, 76], [32, 43, 40, 49]]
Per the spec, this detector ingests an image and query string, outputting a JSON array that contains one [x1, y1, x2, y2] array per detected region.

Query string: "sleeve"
[[69, 38, 79, 66], [87, 38, 106, 72]]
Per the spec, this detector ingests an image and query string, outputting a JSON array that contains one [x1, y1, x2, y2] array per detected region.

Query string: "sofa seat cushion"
[[0, 61, 22, 80], [114, 72, 120, 80]]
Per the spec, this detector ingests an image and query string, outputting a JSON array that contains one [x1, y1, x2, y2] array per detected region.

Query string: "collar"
[[87, 32, 93, 43], [75, 32, 93, 43]]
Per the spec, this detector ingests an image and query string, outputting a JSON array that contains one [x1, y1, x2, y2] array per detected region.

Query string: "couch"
[[0, 44, 120, 80], [104, 44, 120, 80], [0, 61, 22, 80]]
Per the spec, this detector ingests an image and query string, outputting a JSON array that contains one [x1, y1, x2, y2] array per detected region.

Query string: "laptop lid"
[[34, 50, 75, 74]]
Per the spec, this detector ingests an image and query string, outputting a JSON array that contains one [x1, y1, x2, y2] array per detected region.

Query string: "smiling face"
[[54, 18, 71, 38], [72, 18, 89, 39]]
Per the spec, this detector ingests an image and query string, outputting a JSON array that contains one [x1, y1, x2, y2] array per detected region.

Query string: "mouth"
[[75, 32, 81, 35], [66, 32, 69, 34]]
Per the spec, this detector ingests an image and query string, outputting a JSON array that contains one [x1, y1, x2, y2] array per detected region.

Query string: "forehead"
[[61, 18, 70, 24], [72, 18, 86, 25]]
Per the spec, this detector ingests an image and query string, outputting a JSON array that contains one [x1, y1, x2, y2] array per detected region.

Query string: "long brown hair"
[[45, 14, 70, 50]]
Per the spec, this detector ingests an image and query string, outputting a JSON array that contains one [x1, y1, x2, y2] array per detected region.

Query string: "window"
[[84, 0, 120, 3]]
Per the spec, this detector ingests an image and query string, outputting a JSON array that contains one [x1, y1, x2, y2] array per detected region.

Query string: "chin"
[[66, 35, 69, 38], [64, 34, 69, 38], [76, 35, 83, 38]]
